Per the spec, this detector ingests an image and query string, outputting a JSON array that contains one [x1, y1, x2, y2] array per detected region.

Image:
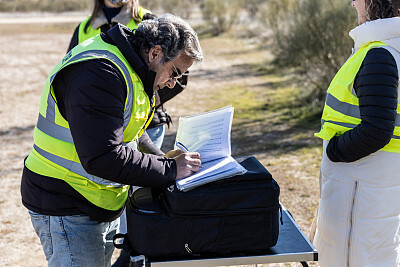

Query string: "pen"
[[176, 142, 189, 152]]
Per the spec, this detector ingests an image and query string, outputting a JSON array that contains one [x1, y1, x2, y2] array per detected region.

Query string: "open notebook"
[[174, 106, 247, 191]]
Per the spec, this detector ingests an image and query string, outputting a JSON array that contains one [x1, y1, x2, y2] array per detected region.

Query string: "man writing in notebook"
[[21, 14, 203, 266]]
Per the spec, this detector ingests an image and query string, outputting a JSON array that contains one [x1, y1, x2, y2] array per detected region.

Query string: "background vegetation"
[[0, 0, 91, 12], [0, 0, 356, 112], [261, 0, 357, 109], [0, 0, 357, 109], [0, 1, 361, 265], [144, 0, 356, 115]]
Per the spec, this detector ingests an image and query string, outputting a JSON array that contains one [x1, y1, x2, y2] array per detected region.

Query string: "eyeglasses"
[[170, 64, 183, 81]]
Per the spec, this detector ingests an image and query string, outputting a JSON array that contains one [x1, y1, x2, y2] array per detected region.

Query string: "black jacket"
[[326, 48, 399, 162], [21, 24, 177, 222], [68, 14, 187, 132]]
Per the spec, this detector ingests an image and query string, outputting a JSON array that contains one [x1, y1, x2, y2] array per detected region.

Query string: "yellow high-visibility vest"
[[315, 41, 400, 153], [25, 35, 155, 210], [78, 6, 151, 43]]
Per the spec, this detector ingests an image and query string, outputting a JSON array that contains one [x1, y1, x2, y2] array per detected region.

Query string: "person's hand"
[[174, 152, 202, 180], [164, 149, 183, 158]]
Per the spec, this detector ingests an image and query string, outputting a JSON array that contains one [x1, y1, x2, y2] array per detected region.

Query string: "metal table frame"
[[130, 204, 318, 266]]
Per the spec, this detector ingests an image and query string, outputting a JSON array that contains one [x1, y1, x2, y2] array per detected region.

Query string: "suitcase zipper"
[[184, 244, 192, 254], [169, 181, 277, 194], [131, 195, 281, 221], [184, 218, 198, 256], [162, 197, 280, 217]]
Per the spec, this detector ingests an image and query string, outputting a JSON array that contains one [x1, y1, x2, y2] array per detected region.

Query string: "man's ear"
[[148, 45, 163, 63]]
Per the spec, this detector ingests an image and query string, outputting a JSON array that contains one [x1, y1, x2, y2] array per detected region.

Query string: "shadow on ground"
[[0, 125, 35, 136]]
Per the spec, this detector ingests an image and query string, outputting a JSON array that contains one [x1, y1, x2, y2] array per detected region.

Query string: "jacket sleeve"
[[67, 24, 80, 53], [138, 131, 165, 156], [326, 48, 399, 162], [52, 59, 176, 188]]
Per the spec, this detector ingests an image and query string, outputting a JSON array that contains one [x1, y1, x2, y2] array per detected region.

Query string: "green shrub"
[[199, 0, 244, 36], [140, 0, 196, 19], [159, 0, 196, 19], [139, 0, 161, 13], [262, 0, 357, 102], [40, 0, 91, 12], [0, 0, 91, 12]]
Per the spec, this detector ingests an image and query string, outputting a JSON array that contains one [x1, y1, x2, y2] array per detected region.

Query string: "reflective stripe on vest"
[[322, 93, 400, 140], [25, 35, 154, 210], [315, 41, 400, 152], [42, 50, 134, 134], [35, 49, 136, 187], [33, 144, 123, 187]]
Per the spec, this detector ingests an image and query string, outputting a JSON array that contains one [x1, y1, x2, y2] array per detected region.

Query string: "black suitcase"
[[118, 156, 281, 259]]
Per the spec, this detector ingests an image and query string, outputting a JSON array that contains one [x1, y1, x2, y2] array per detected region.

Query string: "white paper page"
[[176, 155, 247, 191], [175, 106, 233, 163], [177, 166, 247, 191]]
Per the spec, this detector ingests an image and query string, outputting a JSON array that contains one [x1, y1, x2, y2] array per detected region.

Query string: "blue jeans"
[[29, 210, 119, 267], [146, 125, 165, 149]]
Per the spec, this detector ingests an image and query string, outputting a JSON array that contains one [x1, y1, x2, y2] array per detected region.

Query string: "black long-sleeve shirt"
[[326, 48, 399, 162], [21, 25, 176, 222]]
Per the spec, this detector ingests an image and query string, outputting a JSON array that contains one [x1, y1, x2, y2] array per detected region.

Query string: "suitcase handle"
[[113, 233, 141, 257], [113, 233, 127, 249]]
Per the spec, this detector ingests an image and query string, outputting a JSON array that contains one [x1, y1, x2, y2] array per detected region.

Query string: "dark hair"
[[84, 0, 141, 33], [133, 14, 203, 63], [365, 0, 400, 20]]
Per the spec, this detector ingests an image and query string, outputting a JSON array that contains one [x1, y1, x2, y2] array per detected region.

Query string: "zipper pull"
[[167, 185, 175, 192], [185, 243, 193, 254]]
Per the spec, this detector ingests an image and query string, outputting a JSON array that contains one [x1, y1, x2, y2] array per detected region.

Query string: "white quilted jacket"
[[313, 17, 400, 267]]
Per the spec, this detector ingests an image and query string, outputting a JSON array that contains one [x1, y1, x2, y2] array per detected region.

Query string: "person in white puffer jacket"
[[313, 0, 400, 266]]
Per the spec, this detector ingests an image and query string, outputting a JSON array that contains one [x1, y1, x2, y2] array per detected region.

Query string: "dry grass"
[[0, 17, 320, 267]]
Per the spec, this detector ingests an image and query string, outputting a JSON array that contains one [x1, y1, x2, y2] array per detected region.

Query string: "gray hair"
[[133, 13, 203, 63]]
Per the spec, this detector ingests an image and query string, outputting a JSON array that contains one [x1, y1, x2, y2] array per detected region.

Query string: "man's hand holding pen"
[[164, 142, 202, 180]]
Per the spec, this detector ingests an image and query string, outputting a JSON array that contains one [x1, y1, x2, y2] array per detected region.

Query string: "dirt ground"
[[0, 15, 320, 267]]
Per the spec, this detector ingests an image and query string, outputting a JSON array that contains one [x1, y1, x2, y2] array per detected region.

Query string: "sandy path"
[[0, 12, 87, 24]]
